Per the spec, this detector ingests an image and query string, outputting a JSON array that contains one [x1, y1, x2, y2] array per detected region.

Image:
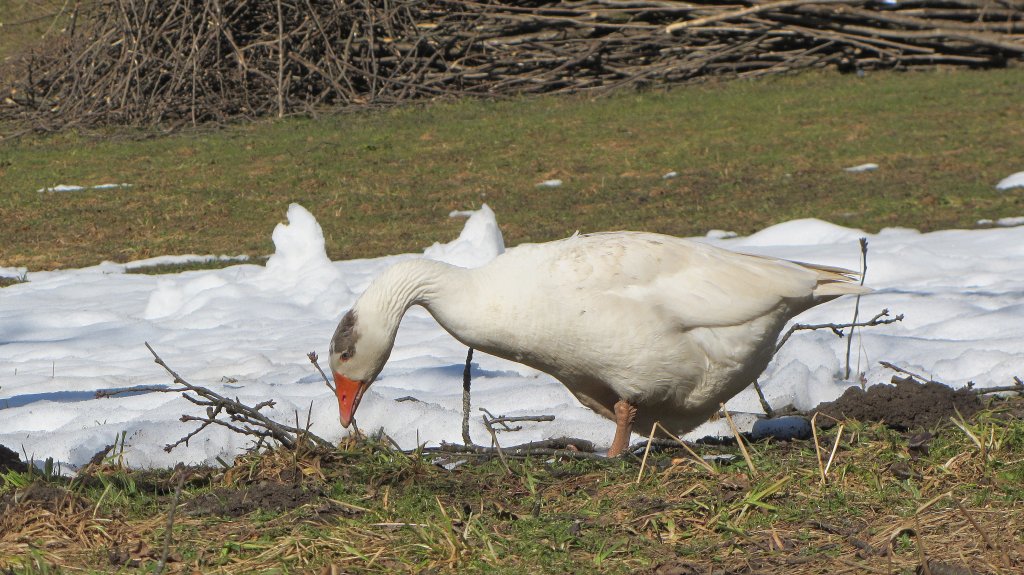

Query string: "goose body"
[[328, 231, 869, 455]]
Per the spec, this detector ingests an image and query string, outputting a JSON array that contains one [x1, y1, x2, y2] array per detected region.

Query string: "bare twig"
[[635, 420, 717, 483], [275, 0, 286, 118], [811, 411, 827, 485], [154, 466, 186, 575], [955, 499, 1010, 567], [636, 422, 658, 483], [479, 408, 556, 432], [913, 514, 933, 575], [971, 382, 1024, 395], [776, 309, 903, 352], [844, 237, 868, 380], [821, 422, 844, 483], [667, 0, 853, 32], [882, 362, 1024, 398], [722, 403, 757, 477], [879, 361, 943, 385], [104, 343, 335, 452], [481, 413, 513, 474], [752, 379, 774, 418], [307, 351, 335, 393]]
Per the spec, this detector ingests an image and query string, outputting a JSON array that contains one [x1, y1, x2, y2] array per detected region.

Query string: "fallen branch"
[[481, 410, 513, 474], [423, 437, 604, 460], [970, 379, 1024, 395], [100, 343, 333, 452], [879, 360, 944, 385], [480, 408, 556, 432], [881, 361, 1024, 396]]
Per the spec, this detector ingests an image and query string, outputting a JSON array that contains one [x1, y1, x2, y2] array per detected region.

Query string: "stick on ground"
[[462, 347, 474, 446], [99, 343, 333, 452], [154, 466, 186, 575]]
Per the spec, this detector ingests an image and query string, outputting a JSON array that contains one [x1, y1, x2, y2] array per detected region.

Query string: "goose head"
[[328, 307, 394, 428]]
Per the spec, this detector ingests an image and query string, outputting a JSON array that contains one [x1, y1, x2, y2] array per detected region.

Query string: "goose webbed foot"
[[608, 399, 637, 457]]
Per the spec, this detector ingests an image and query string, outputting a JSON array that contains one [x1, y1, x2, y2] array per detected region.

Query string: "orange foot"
[[608, 399, 637, 457]]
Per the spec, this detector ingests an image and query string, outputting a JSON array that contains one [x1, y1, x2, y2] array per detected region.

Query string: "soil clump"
[[810, 378, 983, 430]]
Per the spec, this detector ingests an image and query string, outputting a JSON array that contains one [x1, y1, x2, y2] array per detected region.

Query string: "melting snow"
[[3, 204, 1024, 471], [995, 171, 1024, 191]]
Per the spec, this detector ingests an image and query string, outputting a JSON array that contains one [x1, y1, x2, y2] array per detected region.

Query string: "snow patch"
[[423, 204, 505, 268], [705, 229, 738, 240], [260, 203, 348, 308], [37, 183, 132, 193], [1, 266, 27, 280], [37, 184, 86, 193], [977, 216, 1024, 228], [125, 254, 250, 271], [734, 218, 866, 247], [4, 205, 1024, 470], [995, 171, 1024, 191]]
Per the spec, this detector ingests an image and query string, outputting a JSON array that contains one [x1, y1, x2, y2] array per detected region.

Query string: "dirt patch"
[[0, 443, 27, 473], [811, 378, 983, 431], [0, 482, 82, 514], [649, 561, 703, 575], [182, 481, 327, 518]]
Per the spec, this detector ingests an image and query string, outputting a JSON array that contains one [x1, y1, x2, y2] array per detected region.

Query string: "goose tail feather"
[[794, 261, 873, 297]]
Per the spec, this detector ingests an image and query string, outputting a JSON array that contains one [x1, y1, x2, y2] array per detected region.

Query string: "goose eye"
[[340, 351, 351, 361]]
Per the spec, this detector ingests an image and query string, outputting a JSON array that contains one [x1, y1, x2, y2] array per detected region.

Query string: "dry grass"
[[2, 398, 1022, 574], [0, 483, 157, 569]]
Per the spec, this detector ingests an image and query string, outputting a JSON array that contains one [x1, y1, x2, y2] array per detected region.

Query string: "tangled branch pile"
[[3, 0, 1023, 130]]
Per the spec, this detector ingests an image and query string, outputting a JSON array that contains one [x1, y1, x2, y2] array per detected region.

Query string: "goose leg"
[[608, 399, 637, 457]]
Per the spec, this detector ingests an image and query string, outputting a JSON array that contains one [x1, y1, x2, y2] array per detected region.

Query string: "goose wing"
[[543, 232, 849, 329]]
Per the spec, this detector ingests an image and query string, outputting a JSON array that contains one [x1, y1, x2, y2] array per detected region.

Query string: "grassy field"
[[2, 67, 1023, 271], [0, 1, 62, 59], [2, 403, 1022, 574]]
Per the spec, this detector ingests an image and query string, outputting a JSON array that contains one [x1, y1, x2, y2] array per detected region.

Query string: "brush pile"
[[3, 0, 1023, 130]]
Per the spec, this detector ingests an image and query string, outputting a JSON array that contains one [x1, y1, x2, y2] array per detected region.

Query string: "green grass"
[[2, 403, 1022, 574], [2, 67, 1024, 270], [123, 256, 264, 276], [0, 1, 71, 62]]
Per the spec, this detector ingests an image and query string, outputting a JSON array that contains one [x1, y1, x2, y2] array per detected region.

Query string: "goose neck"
[[359, 259, 459, 326]]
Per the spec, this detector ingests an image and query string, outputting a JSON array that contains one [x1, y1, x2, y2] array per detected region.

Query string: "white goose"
[[328, 231, 869, 456]]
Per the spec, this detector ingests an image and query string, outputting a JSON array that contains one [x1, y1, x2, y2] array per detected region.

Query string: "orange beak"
[[334, 372, 368, 428]]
